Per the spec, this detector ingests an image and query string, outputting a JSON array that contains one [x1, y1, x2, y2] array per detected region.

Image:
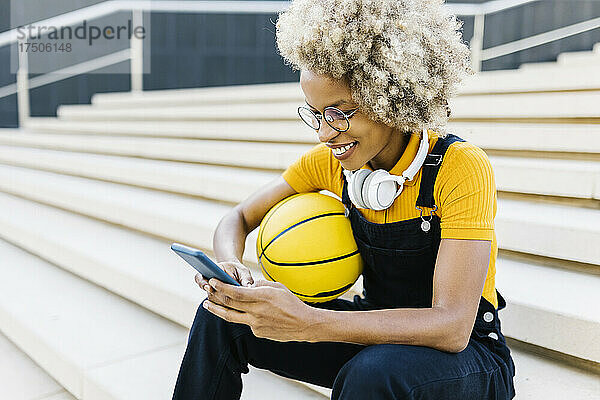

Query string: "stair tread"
[[0, 236, 598, 399], [13, 123, 600, 155], [0, 239, 187, 398], [0, 332, 76, 400], [0, 239, 324, 399], [0, 145, 598, 203], [0, 161, 599, 265], [510, 349, 600, 399], [0, 180, 597, 362], [56, 91, 600, 120]]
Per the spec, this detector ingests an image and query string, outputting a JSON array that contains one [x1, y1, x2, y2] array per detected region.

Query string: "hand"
[[195, 260, 254, 293], [203, 278, 321, 342]]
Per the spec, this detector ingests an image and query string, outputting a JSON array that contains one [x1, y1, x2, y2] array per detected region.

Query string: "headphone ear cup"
[[349, 169, 371, 209], [363, 170, 398, 211], [361, 170, 384, 210]]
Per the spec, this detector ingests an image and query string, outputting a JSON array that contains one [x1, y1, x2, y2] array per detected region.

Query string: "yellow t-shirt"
[[282, 130, 499, 308]]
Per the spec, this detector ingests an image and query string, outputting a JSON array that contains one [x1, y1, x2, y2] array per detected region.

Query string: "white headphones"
[[343, 128, 429, 211]]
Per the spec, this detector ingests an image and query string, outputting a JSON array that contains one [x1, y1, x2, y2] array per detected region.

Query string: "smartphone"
[[171, 242, 241, 286]]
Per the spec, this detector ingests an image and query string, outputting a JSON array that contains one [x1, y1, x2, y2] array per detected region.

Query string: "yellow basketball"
[[256, 192, 363, 303]]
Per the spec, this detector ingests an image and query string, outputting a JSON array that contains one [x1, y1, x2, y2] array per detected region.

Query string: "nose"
[[317, 122, 341, 144]]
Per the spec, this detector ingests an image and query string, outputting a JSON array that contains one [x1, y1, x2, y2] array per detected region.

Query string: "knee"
[[331, 345, 415, 400], [191, 298, 217, 326]]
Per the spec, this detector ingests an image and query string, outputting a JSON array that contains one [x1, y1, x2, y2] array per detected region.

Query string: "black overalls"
[[172, 134, 517, 400]]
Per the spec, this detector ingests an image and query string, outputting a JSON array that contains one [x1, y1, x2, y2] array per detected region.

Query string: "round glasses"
[[297, 106, 359, 133]]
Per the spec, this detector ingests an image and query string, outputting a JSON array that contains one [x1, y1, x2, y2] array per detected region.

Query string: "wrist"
[[216, 256, 241, 264], [301, 306, 336, 343]]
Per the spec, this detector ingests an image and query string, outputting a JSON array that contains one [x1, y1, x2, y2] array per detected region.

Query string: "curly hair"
[[275, 0, 473, 135]]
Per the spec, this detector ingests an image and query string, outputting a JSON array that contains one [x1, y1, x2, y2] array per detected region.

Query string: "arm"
[[213, 143, 326, 264], [212, 175, 297, 264], [306, 238, 491, 353]]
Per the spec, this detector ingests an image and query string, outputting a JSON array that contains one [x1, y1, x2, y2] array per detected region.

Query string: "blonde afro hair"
[[275, 0, 473, 134]]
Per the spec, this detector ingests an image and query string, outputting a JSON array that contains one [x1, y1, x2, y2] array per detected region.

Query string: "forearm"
[[306, 306, 469, 353], [212, 207, 248, 263]]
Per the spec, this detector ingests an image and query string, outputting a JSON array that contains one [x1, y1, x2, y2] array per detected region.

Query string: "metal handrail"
[[0, 0, 598, 126], [481, 16, 600, 61]]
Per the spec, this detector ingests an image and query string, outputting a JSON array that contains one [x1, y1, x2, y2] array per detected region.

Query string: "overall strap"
[[340, 168, 353, 209], [415, 133, 465, 208]]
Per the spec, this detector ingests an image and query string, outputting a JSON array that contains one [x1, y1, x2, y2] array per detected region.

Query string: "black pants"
[[172, 295, 516, 400]]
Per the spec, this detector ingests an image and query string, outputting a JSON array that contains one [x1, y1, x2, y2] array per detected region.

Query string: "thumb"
[[238, 268, 254, 287]]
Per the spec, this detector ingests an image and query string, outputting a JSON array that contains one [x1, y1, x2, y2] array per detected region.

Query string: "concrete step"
[[0, 162, 598, 266], [56, 101, 303, 122], [509, 348, 600, 399], [56, 91, 600, 121], [23, 118, 314, 143], [0, 238, 327, 400], [0, 238, 186, 399], [496, 258, 600, 364], [448, 91, 600, 120], [0, 145, 598, 207], [489, 155, 600, 199], [0, 130, 310, 170], [449, 122, 600, 155], [18, 120, 600, 156], [0, 176, 598, 364], [17, 120, 600, 156], [0, 331, 76, 400], [88, 62, 600, 110], [510, 43, 599, 72], [1, 235, 598, 400], [90, 82, 303, 109], [496, 198, 600, 265], [557, 50, 600, 67], [0, 145, 277, 204], [460, 65, 600, 94]]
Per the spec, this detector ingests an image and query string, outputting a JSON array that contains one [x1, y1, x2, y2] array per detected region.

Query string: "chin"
[[340, 159, 362, 171]]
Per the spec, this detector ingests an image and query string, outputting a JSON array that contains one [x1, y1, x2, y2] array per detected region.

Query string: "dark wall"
[[1, 0, 600, 127]]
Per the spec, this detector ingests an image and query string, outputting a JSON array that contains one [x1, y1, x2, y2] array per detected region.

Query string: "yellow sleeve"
[[435, 142, 497, 241], [281, 143, 335, 193]]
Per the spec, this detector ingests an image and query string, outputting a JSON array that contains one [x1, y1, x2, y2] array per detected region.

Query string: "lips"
[[330, 141, 358, 160], [326, 141, 357, 149]]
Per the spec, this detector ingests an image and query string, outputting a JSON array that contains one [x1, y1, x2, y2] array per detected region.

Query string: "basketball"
[[256, 192, 363, 303]]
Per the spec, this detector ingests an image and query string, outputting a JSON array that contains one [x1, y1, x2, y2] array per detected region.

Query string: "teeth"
[[332, 142, 356, 155]]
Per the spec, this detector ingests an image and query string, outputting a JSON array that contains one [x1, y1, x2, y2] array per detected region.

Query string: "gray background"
[[1, 0, 599, 127]]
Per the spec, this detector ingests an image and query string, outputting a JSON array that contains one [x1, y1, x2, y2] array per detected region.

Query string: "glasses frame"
[[297, 105, 359, 133]]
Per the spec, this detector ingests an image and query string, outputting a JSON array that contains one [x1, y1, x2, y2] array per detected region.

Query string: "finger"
[[202, 299, 250, 325], [252, 279, 286, 289], [239, 268, 254, 287], [221, 264, 241, 283], [207, 288, 253, 312], [208, 278, 268, 302], [195, 273, 210, 291]]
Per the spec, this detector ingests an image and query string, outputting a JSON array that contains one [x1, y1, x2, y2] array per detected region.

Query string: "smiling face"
[[299, 70, 408, 172]]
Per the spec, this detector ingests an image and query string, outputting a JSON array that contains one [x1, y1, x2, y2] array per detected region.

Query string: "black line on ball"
[[258, 211, 346, 263], [261, 250, 360, 266]]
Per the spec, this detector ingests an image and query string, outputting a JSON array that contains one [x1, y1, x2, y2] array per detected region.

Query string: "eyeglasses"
[[297, 106, 359, 133]]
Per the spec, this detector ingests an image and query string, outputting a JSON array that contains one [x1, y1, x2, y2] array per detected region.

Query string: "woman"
[[173, 0, 516, 399]]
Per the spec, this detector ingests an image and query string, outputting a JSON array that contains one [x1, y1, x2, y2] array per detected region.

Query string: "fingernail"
[[203, 301, 208, 309], [203, 284, 210, 291]]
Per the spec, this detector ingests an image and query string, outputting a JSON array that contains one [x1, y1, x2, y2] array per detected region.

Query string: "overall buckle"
[[424, 154, 443, 166]]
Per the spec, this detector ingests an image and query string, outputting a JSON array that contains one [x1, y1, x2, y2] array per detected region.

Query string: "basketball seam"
[[258, 193, 300, 258], [289, 281, 356, 299], [259, 211, 346, 261], [260, 249, 360, 267]]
